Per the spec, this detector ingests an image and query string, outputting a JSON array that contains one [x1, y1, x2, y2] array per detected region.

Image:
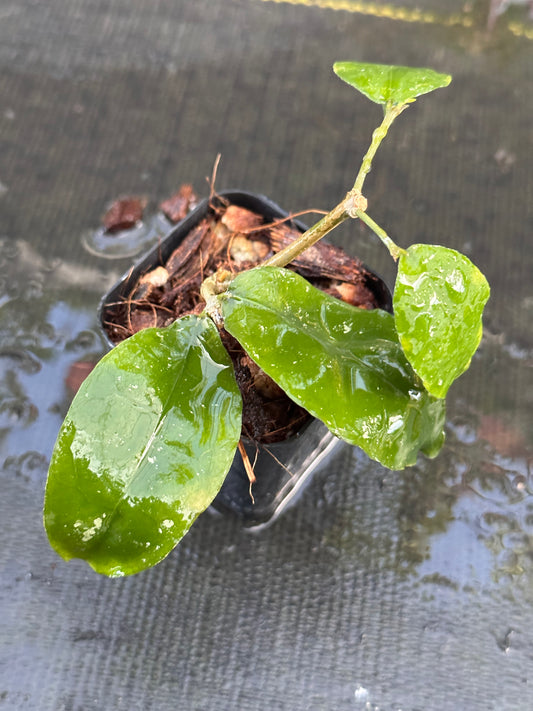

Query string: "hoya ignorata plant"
[[44, 62, 490, 576]]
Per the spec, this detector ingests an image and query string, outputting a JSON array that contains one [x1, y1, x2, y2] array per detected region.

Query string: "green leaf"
[[220, 267, 445, 470], [393, 244, 490, 399], [333, 61, 451, 106], [44, 315, 242, 577]]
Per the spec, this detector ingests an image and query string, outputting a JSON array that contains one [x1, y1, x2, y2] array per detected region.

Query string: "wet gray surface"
[[1, 1, 533, 709]]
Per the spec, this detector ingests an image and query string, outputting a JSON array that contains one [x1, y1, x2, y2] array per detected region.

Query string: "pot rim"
[[98, 188, 392, 349]]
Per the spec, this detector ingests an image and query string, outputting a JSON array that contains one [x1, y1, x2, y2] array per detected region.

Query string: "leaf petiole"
[[355, 209, 406, 261]]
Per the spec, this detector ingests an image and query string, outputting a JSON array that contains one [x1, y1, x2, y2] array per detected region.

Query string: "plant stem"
[[263, 197, 349, 268], [259, 103, 408, 270], [353, 102, 408, 193], [355, 209, 405, 261]]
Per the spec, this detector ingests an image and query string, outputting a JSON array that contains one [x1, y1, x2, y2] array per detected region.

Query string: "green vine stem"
[[262, 102, 407, 270], [353, 102, 408, 193], [263, 190, 366, 269]]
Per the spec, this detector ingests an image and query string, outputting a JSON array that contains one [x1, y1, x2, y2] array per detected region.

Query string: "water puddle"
[[81, 213, 172, 260]]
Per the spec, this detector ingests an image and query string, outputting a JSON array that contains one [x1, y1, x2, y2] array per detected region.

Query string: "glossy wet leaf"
[[221, 267, 445, 470], [394, 244, 490, 398], [44, 315, 242, 577], [333, 61, 451, 106]]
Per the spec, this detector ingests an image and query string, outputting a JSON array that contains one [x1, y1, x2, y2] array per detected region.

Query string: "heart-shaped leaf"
[[333, 61, 451, 106], [393, 244, 490, 398], [44, 315, 242, 577], [220, 267, 445, 470]]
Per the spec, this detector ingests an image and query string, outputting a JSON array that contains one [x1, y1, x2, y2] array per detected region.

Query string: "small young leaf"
[[221, 267, 445, 470], [44, 315, 242, 577], [333, 61, 451, 106], [394, 244, 490, 399]]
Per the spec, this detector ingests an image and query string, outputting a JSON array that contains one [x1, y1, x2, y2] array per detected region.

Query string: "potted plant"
[[98, 187, 394, 527], [43, 62, 490, 577]]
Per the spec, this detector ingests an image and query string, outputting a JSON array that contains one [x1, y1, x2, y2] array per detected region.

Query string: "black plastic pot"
[[98, 190, 391, 527]]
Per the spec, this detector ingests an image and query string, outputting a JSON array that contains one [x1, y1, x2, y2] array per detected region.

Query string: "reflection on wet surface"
[[0, 237, 111, 469], [81, 214, 171, 259]]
